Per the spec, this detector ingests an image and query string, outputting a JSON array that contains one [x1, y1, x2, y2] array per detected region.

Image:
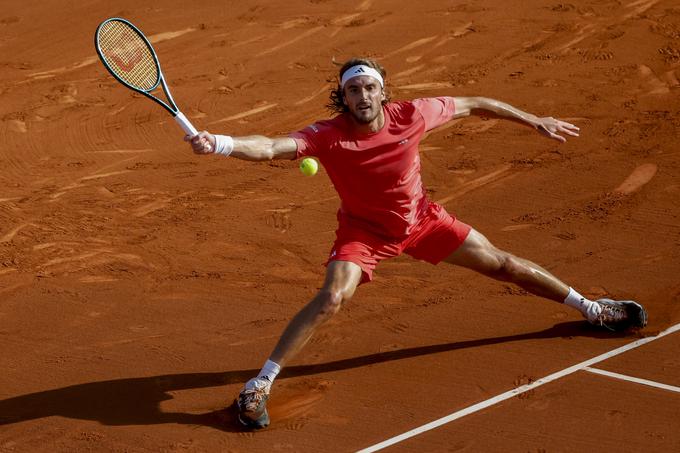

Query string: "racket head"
[[95, 18, 162, 94]]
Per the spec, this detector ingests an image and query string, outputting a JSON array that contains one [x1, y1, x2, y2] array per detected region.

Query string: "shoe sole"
[[629, 300, 648, 328], [237, 410, 270, 430], [235, 397, 270, 430]]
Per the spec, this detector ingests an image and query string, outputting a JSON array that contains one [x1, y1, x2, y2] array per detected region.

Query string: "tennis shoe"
[[587, 298, 647, 331], [237, 377, 271, 429]]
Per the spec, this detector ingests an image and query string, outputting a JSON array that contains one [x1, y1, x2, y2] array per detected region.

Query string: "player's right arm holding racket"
[[186, 133, 297, 161]]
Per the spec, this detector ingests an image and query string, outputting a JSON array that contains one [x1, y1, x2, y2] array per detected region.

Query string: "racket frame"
[[94, 17, 198, 136]]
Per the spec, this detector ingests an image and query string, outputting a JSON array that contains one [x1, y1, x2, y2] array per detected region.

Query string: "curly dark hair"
[[326, 57, 391, 115]]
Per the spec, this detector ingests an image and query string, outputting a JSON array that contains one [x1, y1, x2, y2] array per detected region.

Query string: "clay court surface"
[[1, 0, 679, 451]]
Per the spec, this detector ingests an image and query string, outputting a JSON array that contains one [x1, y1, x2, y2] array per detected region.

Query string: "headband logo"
[[340, 65, 384, 89]]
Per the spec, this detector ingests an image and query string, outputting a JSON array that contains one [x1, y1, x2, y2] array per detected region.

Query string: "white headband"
[[340, 65, 384, 89]]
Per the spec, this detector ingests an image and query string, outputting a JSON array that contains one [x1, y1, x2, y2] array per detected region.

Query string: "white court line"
[[357, 322, 680, 453], [584, 367, 680, 393]]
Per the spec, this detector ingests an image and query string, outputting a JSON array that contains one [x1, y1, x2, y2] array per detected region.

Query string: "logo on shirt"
[[308, 124, 319, 133]]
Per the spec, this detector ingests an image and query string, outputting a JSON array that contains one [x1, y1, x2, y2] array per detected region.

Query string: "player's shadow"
[[0, 321, 626, 432]]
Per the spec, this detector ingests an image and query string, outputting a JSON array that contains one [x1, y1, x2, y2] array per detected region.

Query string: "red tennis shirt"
[[290, 97, 457, 239]]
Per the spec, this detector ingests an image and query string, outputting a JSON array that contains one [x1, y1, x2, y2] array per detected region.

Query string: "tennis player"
[[186, 58, 648, 430]]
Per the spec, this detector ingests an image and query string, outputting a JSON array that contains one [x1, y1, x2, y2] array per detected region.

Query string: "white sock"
[[257, 359, 281, 383], [564, 287, 601, 320]]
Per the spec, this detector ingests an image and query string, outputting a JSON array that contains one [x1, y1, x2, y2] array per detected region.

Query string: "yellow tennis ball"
[[299, 157, 318, 176]]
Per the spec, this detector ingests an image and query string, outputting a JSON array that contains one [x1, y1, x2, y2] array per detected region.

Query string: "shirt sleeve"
[[411, 97, 457, 131], [289, 122, 330, 159]]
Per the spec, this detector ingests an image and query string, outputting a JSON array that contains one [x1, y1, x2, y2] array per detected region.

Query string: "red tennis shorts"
[[327, 202, 471, 283]]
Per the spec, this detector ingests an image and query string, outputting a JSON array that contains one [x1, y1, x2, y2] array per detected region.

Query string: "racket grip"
[[174, 111, 199, 136]]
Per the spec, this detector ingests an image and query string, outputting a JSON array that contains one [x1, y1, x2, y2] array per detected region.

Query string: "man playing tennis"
[[186, 58, 647, 430]]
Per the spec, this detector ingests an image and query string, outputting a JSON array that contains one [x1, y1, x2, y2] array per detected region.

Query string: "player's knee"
[[497, 254, 528, 281], [482, 252, 517, 281], [314, 289, 346, 320]]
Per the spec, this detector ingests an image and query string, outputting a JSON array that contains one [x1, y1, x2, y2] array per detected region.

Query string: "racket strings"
[[98, 21, 158, 91]]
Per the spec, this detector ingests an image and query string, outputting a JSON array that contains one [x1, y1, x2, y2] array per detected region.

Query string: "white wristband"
[[214, 134, 234, 156]]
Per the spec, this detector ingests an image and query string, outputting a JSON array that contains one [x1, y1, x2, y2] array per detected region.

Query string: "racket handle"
[[174, 111, 198, 136], [175, 111, 213, 152]]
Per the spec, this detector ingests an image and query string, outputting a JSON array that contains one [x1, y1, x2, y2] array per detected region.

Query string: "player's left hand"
[[534, 117, 580, 143]]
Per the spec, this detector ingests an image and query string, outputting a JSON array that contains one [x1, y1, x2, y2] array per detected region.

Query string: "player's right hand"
[[185, 131, 215, 154]]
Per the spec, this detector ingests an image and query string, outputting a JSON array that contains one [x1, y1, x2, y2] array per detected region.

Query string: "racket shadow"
[[0, 321, 624, 432]]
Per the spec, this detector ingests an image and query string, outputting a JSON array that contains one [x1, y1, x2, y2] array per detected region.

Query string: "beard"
[[350, 104, 380, 124]]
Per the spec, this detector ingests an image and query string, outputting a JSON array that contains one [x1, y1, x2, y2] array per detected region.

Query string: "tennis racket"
[[95, 17, 208, 149]]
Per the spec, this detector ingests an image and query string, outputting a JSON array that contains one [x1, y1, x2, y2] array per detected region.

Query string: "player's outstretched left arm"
[[452, 97, 580, 143], [185, 132, 297, 161]]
